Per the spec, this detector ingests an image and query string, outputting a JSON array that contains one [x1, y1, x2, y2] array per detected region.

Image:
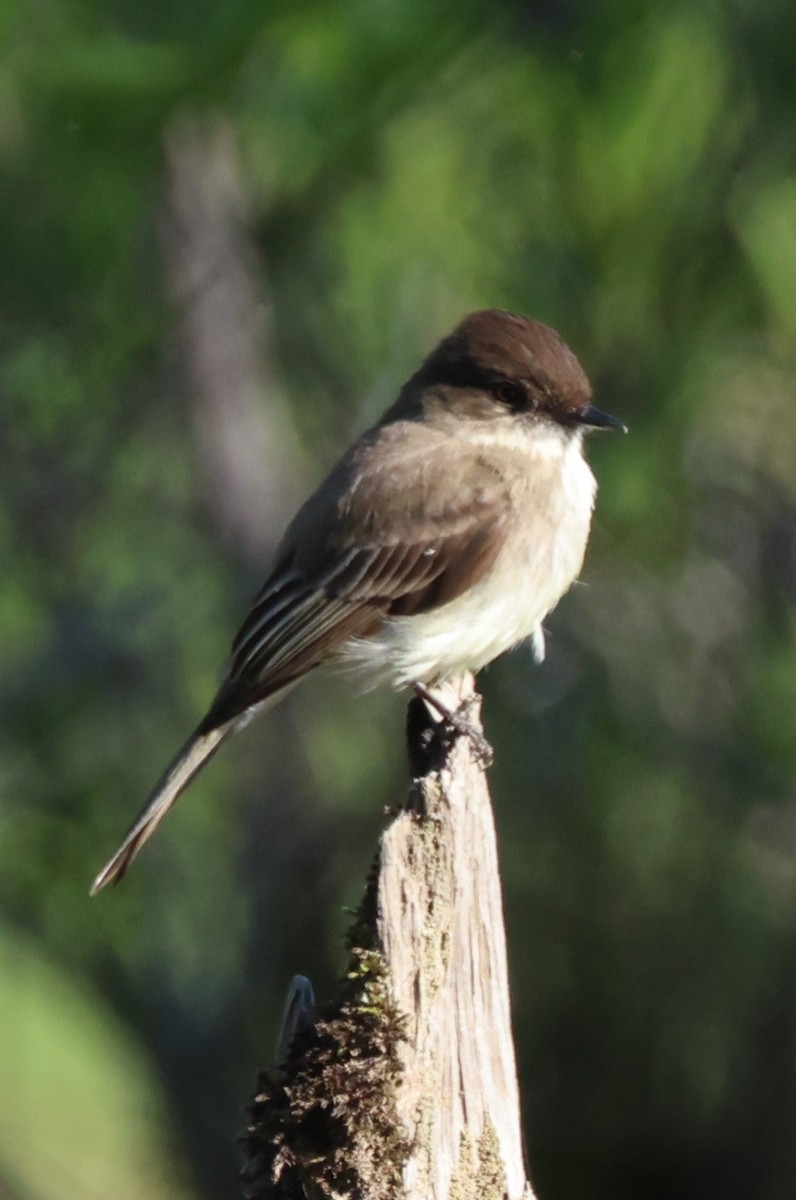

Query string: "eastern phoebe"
[[91, 309, 624, 894]]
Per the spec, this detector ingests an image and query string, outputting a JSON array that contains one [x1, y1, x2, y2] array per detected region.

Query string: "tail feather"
[[90, 722, 233, 895]]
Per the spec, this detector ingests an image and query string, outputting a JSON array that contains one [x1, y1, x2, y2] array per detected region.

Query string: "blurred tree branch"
[[242, 675, 535, 1200], [161, 111, 308, 569]]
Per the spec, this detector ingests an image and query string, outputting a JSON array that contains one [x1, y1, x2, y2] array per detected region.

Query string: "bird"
[[91, 309, 625, 894]]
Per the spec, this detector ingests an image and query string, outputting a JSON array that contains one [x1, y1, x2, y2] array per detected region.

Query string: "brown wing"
[[201, 445, 509, 728]]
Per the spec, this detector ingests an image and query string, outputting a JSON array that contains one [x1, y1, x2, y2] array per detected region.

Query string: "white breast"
[[342, 425, 597, 689]]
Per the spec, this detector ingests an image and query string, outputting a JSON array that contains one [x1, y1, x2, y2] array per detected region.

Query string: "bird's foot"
[[412, 683, 494, 767]]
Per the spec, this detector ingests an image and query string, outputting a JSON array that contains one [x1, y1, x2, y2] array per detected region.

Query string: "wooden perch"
[[242, 673, 536, 1200]]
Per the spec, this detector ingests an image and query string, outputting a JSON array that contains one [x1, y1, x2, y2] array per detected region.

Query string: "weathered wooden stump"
[[242, 673, 535, 1200]]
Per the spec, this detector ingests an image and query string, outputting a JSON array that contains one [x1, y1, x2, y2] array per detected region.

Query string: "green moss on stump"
[[242, 948, 410, 1200]]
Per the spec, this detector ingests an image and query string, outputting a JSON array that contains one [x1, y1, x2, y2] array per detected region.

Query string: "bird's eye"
[[494, 381, 526, 409]]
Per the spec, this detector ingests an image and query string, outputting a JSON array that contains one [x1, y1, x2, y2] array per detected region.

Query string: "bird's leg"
[[412, 682, 494, 767]]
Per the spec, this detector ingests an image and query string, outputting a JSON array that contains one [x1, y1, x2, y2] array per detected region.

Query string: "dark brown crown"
[[414, 309, 592, 418]]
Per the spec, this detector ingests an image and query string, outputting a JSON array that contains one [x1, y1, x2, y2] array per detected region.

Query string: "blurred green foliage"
[[3, 1, 796, 1197]]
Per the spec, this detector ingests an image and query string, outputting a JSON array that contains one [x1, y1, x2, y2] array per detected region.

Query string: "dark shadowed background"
[[3, 2, 796, 1197]]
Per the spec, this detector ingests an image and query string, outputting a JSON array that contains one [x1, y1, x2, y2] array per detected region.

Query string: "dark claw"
[[443, 702, 494, 767], [411, 684, 494, 768]]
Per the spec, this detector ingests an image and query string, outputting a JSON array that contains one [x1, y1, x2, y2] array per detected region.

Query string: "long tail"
[[90, 721, 235, 895]]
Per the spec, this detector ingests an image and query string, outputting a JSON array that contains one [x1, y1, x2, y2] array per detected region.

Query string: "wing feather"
[[205, 449, 511, 726]]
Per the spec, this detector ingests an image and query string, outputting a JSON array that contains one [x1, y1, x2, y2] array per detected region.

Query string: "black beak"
[[580, 405, 627, 433]]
